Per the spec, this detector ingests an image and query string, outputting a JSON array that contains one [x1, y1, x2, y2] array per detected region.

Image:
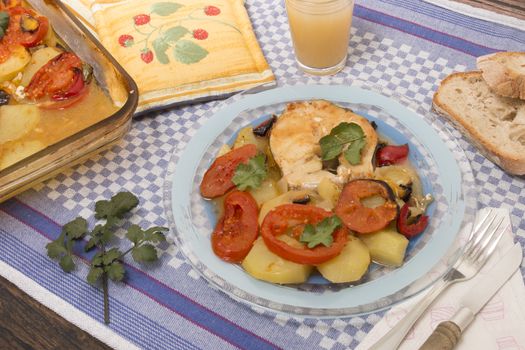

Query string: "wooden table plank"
[[452, 0, 525, 20], [0, 276, 110, 350]]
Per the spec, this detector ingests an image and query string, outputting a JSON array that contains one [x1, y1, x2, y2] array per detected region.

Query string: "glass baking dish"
[[0, 0, 138, 202]]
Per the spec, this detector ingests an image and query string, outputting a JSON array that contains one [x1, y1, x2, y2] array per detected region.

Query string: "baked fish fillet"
[[270, 100, 378, 189]]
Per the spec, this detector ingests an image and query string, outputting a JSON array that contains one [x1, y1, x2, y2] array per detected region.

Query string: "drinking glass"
[[285, 0, 355, 75]]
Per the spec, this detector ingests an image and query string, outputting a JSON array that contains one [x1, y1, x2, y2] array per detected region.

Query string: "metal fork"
[[369, 209, 508, 350]]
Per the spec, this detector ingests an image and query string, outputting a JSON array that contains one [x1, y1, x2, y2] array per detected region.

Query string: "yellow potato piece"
[[317, 177, 341, 207], [233, 127, 268, 152], [0, 105, 41, 143], [216, 144, 231, 157], [317, 236, 371, 283], [21, 46, 61, 86], [360, 229, 409, 267], [0, 46, 31, 83], [242, 237, 313, 284], [248, 178, 280, 207], [0, 140, 45, 169], [258, 189, 312, 224]]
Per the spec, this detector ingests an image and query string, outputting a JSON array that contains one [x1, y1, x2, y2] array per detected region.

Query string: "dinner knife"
[[419, 243, 523, 350]]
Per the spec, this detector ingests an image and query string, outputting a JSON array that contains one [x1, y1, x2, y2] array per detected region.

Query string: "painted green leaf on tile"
[[173, 40, 208, 64], [152, 37, 170, 64], [151, 2, 183, 16]]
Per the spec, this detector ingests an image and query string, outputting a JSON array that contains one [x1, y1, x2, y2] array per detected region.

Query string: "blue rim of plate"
[[165, 82, 477, 317]]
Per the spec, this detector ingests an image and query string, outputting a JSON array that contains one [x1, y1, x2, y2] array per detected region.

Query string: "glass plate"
[[164, 79, 477, 317]]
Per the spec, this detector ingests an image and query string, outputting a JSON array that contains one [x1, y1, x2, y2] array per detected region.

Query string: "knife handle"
[[419, 321, 461, 350]]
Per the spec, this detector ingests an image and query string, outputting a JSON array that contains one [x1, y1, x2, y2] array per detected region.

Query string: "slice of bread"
[[477, 52, 525, 100], [433, 71, 525, 175]]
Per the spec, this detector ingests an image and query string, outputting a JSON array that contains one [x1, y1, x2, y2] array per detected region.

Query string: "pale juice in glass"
[[286, 0, 354, 74]]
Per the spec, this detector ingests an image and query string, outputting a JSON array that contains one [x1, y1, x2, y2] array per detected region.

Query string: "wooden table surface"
[[1, 1, 524, 349]]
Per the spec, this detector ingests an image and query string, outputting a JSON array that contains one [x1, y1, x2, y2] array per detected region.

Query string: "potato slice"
[[0, 46, 31, 83], [258, 189, 312, 224], [317, 236, 371, 283], [317, 177, 341, 206], [359, 229, 409, 267], [0, 105, 41, 143], [248, 178, 280, 207], [216, 144, 231, 157], [21, 46, 62, 86], [233, 127, 268, 152], [0, 140, 45, 169], [242, 237, 313, 284]]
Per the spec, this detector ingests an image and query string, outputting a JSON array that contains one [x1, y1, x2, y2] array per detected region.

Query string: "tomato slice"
[[5, 7, 49, 48], [38, 85, 88, 110], [200, 144, 257, 198], [211, 191, 259, 263], [261, 204, 348, 265], [335, 180, 398, 234], [25, 52, 84, 101]]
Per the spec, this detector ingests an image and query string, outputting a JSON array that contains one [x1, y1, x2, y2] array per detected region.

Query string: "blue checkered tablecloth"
[[1, 0, 524, 349]]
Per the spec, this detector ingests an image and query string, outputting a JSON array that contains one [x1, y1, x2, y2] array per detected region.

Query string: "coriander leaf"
[[59, 255, 75, 272], [319, 135, 343, 160], [344, 137, 366, 165], [0, 12, 9, 39], [132, 244, 158, 263], [332, 122, 364, 143], [126, 224, 144, 244], [106, 262, 125, 282], [46, 240, 67, 259], [143, 226, 168, 243], [110, 192, 139, 219], [84, 237, 97, 252], [300, 216, 342, 248], [87, 267, 104, 285], [102, 248, 122, 265], [319, 122, 366, 163], [91, 252, 104, 267], [63, 217, 88, 239], [99, 228, 114, 245], [232, 154, 268, 191], [95, 192, 138, 220], [94, 200, 112, 219]]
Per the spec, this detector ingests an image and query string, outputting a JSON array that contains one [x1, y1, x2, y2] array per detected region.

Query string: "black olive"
[[0, 90, 10, 106], [253, 115, 277, 137], [399, 183, 413, 202], [292, 195, 311, 205]]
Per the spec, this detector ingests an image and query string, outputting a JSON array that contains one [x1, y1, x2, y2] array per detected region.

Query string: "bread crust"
[[477, 52, 525, 100], [432, 71, 525, 175]]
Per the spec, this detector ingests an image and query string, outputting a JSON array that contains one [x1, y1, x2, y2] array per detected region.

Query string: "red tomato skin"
[[397, 203, 429, 238], [51, 70, 85, 101], [200, 144, 257, 199], [25, 52, 83, 100], [39, 85, 88, 110], [211, 191, 259, 263], [261, 204, 348, 265], [335, 180, 398, 234], [5, 7, 49, 47], [376, 144, 409, 167]]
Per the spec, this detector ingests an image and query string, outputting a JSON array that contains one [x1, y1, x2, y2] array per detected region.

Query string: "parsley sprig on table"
[[46, 192, 168, 324], [319, 122, 367, 165]]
